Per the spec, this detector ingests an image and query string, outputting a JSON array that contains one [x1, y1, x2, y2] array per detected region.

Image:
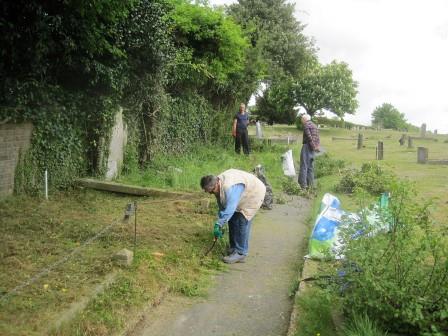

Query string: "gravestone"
[[417, 147, 428, 164], [253, 165, 273, 210], [357, 133, 363, 149], [420, 123, 427, 138], [399, 134, 407, 146], [408, 137, 413, 148], [434, 129, 438, 135], [376, 141, 384, 160], [256, 121, 263, 139]]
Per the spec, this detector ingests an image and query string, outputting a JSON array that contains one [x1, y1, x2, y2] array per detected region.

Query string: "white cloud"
[[295, 0, 448, 133], [209, 0, 448, 132]]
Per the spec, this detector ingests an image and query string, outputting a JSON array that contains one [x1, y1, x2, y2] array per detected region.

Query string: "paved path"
[[129, 196, 311, 336]]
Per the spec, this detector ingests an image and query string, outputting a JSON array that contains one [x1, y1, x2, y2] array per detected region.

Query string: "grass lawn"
[[250, 123, 448, 221]]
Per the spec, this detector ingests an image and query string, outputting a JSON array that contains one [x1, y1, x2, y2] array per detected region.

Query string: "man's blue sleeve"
[[217, 184, 245, 226]]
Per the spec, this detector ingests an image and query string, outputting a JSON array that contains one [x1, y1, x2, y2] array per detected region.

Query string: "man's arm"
[[304, 123, 319, 151], [217, 184, 245, 226], [232, 118, 237, 137]]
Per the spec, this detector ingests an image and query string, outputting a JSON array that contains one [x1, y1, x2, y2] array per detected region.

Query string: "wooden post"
[[408, 137, 413, 148], [357, 133, 363, 149], [376, 141, 384, 160], [417, 147, 428, 164]]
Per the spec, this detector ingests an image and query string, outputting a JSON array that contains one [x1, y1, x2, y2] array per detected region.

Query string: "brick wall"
[[0, 123, 33, 197]]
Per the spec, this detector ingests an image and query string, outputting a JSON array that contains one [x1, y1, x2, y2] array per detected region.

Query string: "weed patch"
[[315, 153, 346, 178], [335, 162, 395, 195], [294, 288, 339, 336], [337, 182, 448, 335]]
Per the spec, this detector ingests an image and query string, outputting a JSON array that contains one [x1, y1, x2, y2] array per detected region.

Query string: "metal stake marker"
[[134, 200, 137, 254], [44, 169, 48, 200]]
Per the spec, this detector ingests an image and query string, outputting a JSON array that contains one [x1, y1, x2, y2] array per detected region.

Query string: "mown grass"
[[317, 127, 448, 221], [0, 189, 225, 335]]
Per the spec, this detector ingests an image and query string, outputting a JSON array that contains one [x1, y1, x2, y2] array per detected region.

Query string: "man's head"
[[301, 114, 311, 124], [200, 175, 219, 194], [239, 103, 246, 113]]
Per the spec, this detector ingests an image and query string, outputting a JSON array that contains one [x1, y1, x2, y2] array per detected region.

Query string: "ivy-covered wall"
[[0, 0, 254, 194], [0, 123, 33, 196]]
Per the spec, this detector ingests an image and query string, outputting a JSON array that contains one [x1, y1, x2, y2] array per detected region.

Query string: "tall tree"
[[255, 75, 296, 124], [293, 60, 358, 118], [371, 103, 407, 130]]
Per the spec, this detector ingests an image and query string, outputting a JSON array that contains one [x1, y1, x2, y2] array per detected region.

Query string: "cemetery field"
[[252, 124, 448, 223]]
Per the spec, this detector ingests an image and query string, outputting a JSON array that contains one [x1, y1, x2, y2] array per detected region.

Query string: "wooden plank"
[[427, 160, 448, 165], [77, 178, 198, 198], [331, 137, 355, 141]]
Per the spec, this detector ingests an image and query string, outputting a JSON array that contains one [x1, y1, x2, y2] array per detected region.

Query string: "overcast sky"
[[210, 0, 448, 133]]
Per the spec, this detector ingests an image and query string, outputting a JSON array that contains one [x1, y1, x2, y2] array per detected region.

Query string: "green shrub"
[[337, 182, 448, 335], [335, 163, 395, 195], [282, 177, 304, 195], [315, 153, 346, 178]]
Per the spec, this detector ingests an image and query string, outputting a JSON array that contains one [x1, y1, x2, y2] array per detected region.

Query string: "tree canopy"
[[293, 60, 358, 118], [371, 103, 407, 130]]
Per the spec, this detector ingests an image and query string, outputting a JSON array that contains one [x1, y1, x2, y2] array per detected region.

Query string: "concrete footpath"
[[128, 196, 311, 336]]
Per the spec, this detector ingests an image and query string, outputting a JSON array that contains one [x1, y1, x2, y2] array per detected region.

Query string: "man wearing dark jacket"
[[298, 114, 320, 189]]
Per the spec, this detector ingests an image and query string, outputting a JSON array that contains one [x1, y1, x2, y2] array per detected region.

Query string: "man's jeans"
[[298, 143, 315, 189], [228, 212, 252, 255], [235, 128, 250, 155]]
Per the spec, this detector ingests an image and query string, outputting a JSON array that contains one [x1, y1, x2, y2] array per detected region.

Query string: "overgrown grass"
[[119, 140, 299, 193], [343, 312, 388, 336], [294, 288, 339, 336]]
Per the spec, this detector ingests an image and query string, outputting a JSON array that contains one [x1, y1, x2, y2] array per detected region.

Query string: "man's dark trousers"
[[298, 143, 315, 188], [235, 128, 250, 155]]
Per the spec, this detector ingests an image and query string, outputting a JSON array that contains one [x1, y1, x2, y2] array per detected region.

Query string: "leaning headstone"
[[256, 121, 263, 139], [421, 123, 427, 137], [113, 248, 134, 267], [399, 134, 407, 146], [357, 133, 363, 149], [417, 147, 428, 164], [253, 165, 273, 210]]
